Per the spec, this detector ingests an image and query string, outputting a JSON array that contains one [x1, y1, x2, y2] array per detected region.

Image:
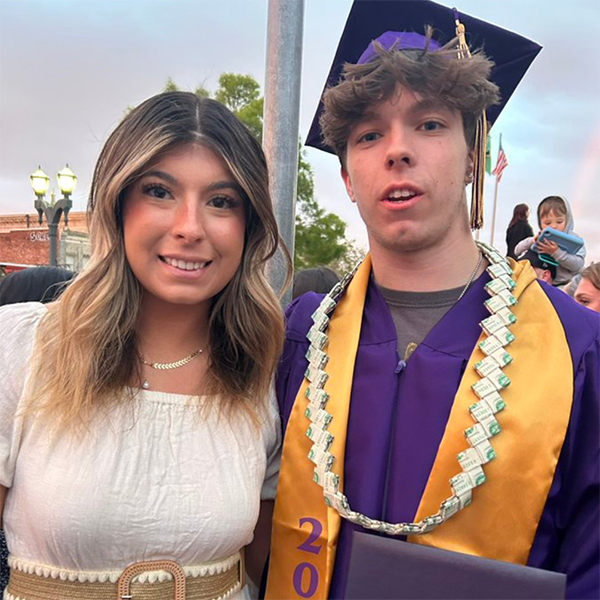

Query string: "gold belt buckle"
[[117, 559, 186, 600]]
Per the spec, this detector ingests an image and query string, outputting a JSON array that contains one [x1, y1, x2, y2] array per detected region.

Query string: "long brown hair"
[[28, 92, 289, 431], [508, 203, 530, 228]]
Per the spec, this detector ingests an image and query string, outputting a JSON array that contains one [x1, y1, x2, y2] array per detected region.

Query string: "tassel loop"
[[470, 113, 488, 230]]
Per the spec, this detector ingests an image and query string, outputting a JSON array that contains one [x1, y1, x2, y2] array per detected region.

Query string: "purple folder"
[[345, 531, 566, 599]]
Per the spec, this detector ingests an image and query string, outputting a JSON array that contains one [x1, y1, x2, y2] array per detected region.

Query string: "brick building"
[[0, 212, 90, 274]]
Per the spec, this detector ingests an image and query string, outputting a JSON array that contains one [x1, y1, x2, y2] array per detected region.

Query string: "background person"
[[514, 195, 586, 286], [505, 203, 533, 260], [519, 249, 557, 284], [574, 263, 600, 313], [0, 266, 74, 307], [0, 91, 288, 600], [292, 266, 340, 299]]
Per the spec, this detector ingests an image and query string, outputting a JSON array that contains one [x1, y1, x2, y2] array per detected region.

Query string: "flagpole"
[[489, 133, 502, 247], [478, 133, 492, 243], [490, 174, 500, 246]]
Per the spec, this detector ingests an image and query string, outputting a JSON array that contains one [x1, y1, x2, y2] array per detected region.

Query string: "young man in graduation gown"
[[266, 2, 600, 599]]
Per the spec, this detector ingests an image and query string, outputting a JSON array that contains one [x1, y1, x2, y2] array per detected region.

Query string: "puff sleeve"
[[0, 302, 47, 488]]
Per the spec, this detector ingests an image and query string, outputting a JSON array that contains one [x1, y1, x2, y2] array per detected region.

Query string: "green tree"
[[293, 149, 351, 271], [294, 196, 348, 270], [214, 74, 260, 112], [213, 74, 264, 139], [163, 77, 179, 93], [193, 84, 210, 99], [159, 75, 362, 272]]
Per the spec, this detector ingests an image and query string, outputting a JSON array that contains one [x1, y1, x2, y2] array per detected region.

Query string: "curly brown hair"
[[320, 28, 500, 164]]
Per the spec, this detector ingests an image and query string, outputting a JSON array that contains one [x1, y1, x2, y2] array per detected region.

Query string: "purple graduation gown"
[[275, 272, 600, 599]]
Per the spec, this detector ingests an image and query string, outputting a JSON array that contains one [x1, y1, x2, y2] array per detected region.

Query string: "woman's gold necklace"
[[138, 347, 205, 390]]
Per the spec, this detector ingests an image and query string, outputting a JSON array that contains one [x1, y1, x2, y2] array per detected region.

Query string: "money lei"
[[303, 241, 517, 535]]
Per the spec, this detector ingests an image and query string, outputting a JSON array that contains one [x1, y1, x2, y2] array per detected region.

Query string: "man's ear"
[[341, 166, 356, 203], [465, 149, 475, 184]]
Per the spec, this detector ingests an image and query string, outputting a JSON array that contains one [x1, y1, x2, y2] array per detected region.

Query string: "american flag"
[[492, 136, 508, 183]]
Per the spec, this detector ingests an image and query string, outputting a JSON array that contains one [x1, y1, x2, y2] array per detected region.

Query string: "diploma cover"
[[346, 531, 566, 599]]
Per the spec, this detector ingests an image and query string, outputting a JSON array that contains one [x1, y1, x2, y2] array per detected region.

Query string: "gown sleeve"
[[260, 386, 282, 501], [555, 335, 600, 599]]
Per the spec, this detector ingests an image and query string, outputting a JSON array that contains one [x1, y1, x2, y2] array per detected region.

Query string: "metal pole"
[[48, 221, 58, 266], [490, 171, 500, 247], [263, 0, 305, 306], [489, 134, 501, 247]]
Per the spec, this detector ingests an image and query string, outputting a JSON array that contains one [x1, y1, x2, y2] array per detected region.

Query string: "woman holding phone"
[[0, 91, 287, 600]]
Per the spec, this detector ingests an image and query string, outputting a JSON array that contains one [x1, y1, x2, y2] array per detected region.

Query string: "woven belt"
[[6, 554, 244, 600]]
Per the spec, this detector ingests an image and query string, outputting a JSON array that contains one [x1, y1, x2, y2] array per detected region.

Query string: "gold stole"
[[266, 258, 573, 599]]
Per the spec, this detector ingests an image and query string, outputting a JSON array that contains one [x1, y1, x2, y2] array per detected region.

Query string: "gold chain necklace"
[[456, 249, 483, 302], [138, 347, 204, 390]]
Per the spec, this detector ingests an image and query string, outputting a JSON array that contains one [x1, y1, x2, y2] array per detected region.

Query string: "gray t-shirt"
[[377, 284, 464, 361]]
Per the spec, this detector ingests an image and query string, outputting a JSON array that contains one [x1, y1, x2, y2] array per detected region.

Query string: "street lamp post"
[[30, 165, 76, 266]]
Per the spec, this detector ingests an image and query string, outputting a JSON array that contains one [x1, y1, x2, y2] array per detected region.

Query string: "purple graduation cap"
[[305, 0, 542, 154]]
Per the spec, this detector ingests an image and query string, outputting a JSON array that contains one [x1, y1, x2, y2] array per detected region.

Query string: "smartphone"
[[533, 227, 584, 254]]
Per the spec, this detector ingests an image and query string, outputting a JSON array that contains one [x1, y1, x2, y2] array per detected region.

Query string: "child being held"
[[514, 195, 586, 286]]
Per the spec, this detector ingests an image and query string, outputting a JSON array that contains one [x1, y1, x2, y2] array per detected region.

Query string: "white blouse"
[[0, 302, 280, 593]]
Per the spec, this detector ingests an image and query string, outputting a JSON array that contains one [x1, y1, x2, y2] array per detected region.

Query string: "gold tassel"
[[470, 112, 487, 230], [453, 9, 486, 230], [454, 9, 471, 59]]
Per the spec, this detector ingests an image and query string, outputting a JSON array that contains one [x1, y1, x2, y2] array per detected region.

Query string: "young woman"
[[505, 203, 533, 259], [574, 262, 600, 313], [0, 92, 287, 600]]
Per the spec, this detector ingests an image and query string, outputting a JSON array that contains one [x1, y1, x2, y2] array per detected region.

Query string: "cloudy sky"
[[1, 0, 599, 261]]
